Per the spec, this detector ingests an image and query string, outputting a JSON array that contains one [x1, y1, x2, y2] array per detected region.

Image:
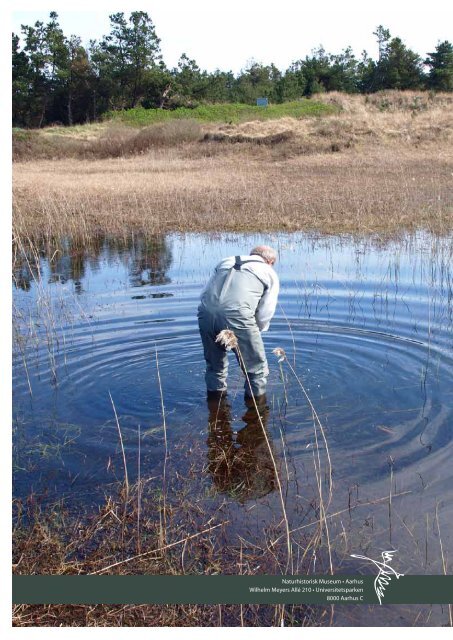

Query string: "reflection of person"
[[198, 246, 279, 400], [206, 394, 276, 502]]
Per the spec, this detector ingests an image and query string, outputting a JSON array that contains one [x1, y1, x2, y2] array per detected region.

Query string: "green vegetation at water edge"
[[104, 101, 337, 127]]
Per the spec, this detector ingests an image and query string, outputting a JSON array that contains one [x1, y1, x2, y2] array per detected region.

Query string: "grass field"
[[12, 91, 453, 241]]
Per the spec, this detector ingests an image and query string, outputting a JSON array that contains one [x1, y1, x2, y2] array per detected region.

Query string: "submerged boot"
[[207, 389, 227, 401], [244, 393, 268, 408]]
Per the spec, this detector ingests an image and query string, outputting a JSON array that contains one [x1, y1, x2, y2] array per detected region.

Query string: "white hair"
[[250, 245, 277, 264]]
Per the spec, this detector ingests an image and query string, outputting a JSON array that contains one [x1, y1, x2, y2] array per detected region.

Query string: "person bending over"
[[198, 245, 279, 400]]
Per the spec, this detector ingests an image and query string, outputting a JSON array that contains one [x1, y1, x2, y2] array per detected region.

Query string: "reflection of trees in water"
[[12, 234, 172, 293], [206, 395, 276, 502], [127, 236, 172, 287], [48, 252, 86, 291], [13, 237, 98, 293], [12, 253, 40, 292]]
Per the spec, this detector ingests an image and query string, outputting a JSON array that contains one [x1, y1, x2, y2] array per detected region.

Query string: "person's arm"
[[255, 270, 279, 332]]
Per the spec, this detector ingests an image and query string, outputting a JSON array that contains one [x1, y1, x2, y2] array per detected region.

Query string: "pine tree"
[[96, 11, 162, 109], [425, 41, 453, 91]]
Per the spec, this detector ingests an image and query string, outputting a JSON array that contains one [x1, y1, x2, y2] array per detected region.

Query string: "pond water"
[[12, 231, 453, 626]]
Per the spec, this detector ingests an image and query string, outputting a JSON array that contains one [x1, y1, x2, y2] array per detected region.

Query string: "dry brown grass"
[[13, 147, 452, 239], [203, 91, 453, 152], [12, 603, 321, 627], [12, 92, 453, 240], [12, 473, 319, 627], [13, 119, 203, 161]]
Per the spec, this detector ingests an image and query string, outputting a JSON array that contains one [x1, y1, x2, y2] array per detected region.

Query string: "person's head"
[[250, 245, 277, 266]]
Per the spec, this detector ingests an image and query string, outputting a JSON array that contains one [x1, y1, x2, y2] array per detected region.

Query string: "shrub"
[[132, 119, 202, 148]]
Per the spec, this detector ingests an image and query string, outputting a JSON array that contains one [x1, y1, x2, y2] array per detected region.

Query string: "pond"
[[12, 231, 453, 626]]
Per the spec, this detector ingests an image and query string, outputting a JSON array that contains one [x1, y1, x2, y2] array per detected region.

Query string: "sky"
[[10, 0, 453, 74]]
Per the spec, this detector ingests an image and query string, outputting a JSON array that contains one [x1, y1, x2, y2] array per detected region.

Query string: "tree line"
[[12, 12, 453, 128]]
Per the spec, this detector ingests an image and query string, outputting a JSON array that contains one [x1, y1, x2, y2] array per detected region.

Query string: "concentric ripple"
[[13, 232, 453, 516]]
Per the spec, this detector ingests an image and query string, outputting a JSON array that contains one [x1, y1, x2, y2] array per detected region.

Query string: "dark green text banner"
[[12, 575, 453, 605]]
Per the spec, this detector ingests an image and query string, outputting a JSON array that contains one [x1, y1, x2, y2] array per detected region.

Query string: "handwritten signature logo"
[[351, 550, 404, 604]]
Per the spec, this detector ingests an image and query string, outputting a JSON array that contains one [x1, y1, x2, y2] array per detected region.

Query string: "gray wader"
[[198, 256, 269, 397]]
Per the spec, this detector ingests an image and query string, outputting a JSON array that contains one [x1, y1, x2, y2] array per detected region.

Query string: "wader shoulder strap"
[[233, 255, 265, 270], [218, 256, 268, 302], [232, 256, 268, 290]]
